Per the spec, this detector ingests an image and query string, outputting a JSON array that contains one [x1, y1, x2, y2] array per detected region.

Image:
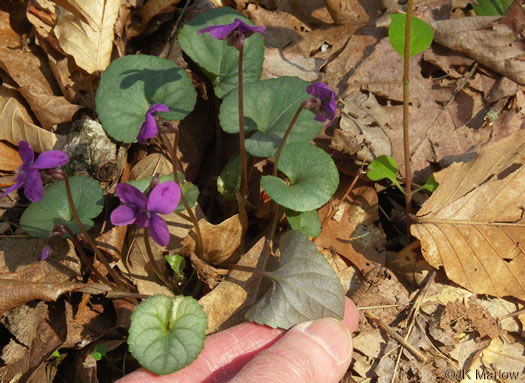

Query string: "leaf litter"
[[0, 0, 524, 381]]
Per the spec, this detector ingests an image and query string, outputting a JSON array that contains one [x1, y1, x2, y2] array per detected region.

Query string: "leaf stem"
[[238, 42, 248, 200], [62, 174, 130, 290], [272, 103, 306, 177], [403, 0, 414, 242]]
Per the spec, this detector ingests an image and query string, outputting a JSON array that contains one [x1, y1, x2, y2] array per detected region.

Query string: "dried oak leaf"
[[0, 88, 66, 152], [53, 0, 120, 74], [181, 214, 242, 265], [430, 14, 525, 85], [412, 129, 525, 300], [0, 11, 80, 127]]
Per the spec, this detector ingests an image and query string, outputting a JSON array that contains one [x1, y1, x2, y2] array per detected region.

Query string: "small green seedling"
[[165, 254, 186, 277], [91, 344, 108, 361], [367, 155, 438, 194]]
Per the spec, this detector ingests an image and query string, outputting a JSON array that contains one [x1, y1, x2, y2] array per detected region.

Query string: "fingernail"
[[299, 318, 352, 364]]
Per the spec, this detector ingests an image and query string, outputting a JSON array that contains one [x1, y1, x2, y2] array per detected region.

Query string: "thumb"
[[229, 318, 353, 383]]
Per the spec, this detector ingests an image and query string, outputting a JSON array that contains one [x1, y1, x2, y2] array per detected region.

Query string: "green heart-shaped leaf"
[[285, 209, 321, 238], [127, 173, 199, 212], [367, 155, 405, 194], [389, 14, 433, 58], [96, 55, 196, 143], [220, 77, 322, 157], [246, 230, 345, 329], [128, 295, 207, 375], [261, 142, 339, 211], [20, 176, 104, 238], [178, 7, 264, 98]]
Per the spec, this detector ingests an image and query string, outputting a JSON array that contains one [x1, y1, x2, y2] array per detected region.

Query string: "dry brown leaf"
[[53, 0, 120, 74], [181, 214, 242, 265], [127, 0, 182, 38], [130, 152, 173, 180], [316, 177, 386, 273], [412, 129, 525, 300], [0, 88, 66, 152], [331, 90, 392, 164], [199, 237, 265, 334], [261, 48, 323, 82], [0, 141, 22, 171], [431, 16, 525, 85], [119, 206, 205, 296], [0, 10, 80, 127], [0, 238, 83, 316], [0, 302, 67, 382]]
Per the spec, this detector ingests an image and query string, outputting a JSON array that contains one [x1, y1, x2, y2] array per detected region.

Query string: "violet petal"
[[115, 184, 147, 209], [2, 177, 24, 197], [148, 213, 170, 246], [32, 151, 69, 169], [24, 168, 44, 202], [18, 141, 34, 164], [198, 20, 240, 40], [137, 112, 158, 143], [148, 103, 169, 114], [147, 181, 181, 215], [110, 205, 138, 226]]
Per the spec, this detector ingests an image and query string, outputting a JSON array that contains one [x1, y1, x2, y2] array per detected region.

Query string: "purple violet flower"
[[306, 82, 337, 127], [137, 103, 169, 144], [198, 18, 265, 49], [2, 141, 69, 202], [110, 182, 181, 247]]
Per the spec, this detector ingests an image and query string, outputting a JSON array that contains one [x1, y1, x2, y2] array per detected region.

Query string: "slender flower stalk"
[[199, 19, 266, 248], [403, 0, 414, 241]]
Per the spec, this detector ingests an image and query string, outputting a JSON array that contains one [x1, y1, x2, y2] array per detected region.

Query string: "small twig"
[[390, 270, 436, 382], [364, 311, 428, 363]]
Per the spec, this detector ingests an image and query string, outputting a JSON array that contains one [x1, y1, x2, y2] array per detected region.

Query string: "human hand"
[[116, 297, 358, 383]]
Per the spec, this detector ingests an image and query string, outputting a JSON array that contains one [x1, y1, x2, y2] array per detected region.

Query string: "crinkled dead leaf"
[[119, 206, 205, 296], [127, 0, 183, 38], [0, 238, 83, 316], [316, 177, 386, 273], [54, 0, 120, 74], [199, 237, 265, 334], [431, 15, 525, 84], [0, 141, 22, 171], [331, 90, 392, 164], [181, 214, 242, 265], [0, 88, 66, 152], [0, 11, 80, 127], [130, 152, 173, 180], [412, 129, 525, 300], [0, 302, 66, 382]]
